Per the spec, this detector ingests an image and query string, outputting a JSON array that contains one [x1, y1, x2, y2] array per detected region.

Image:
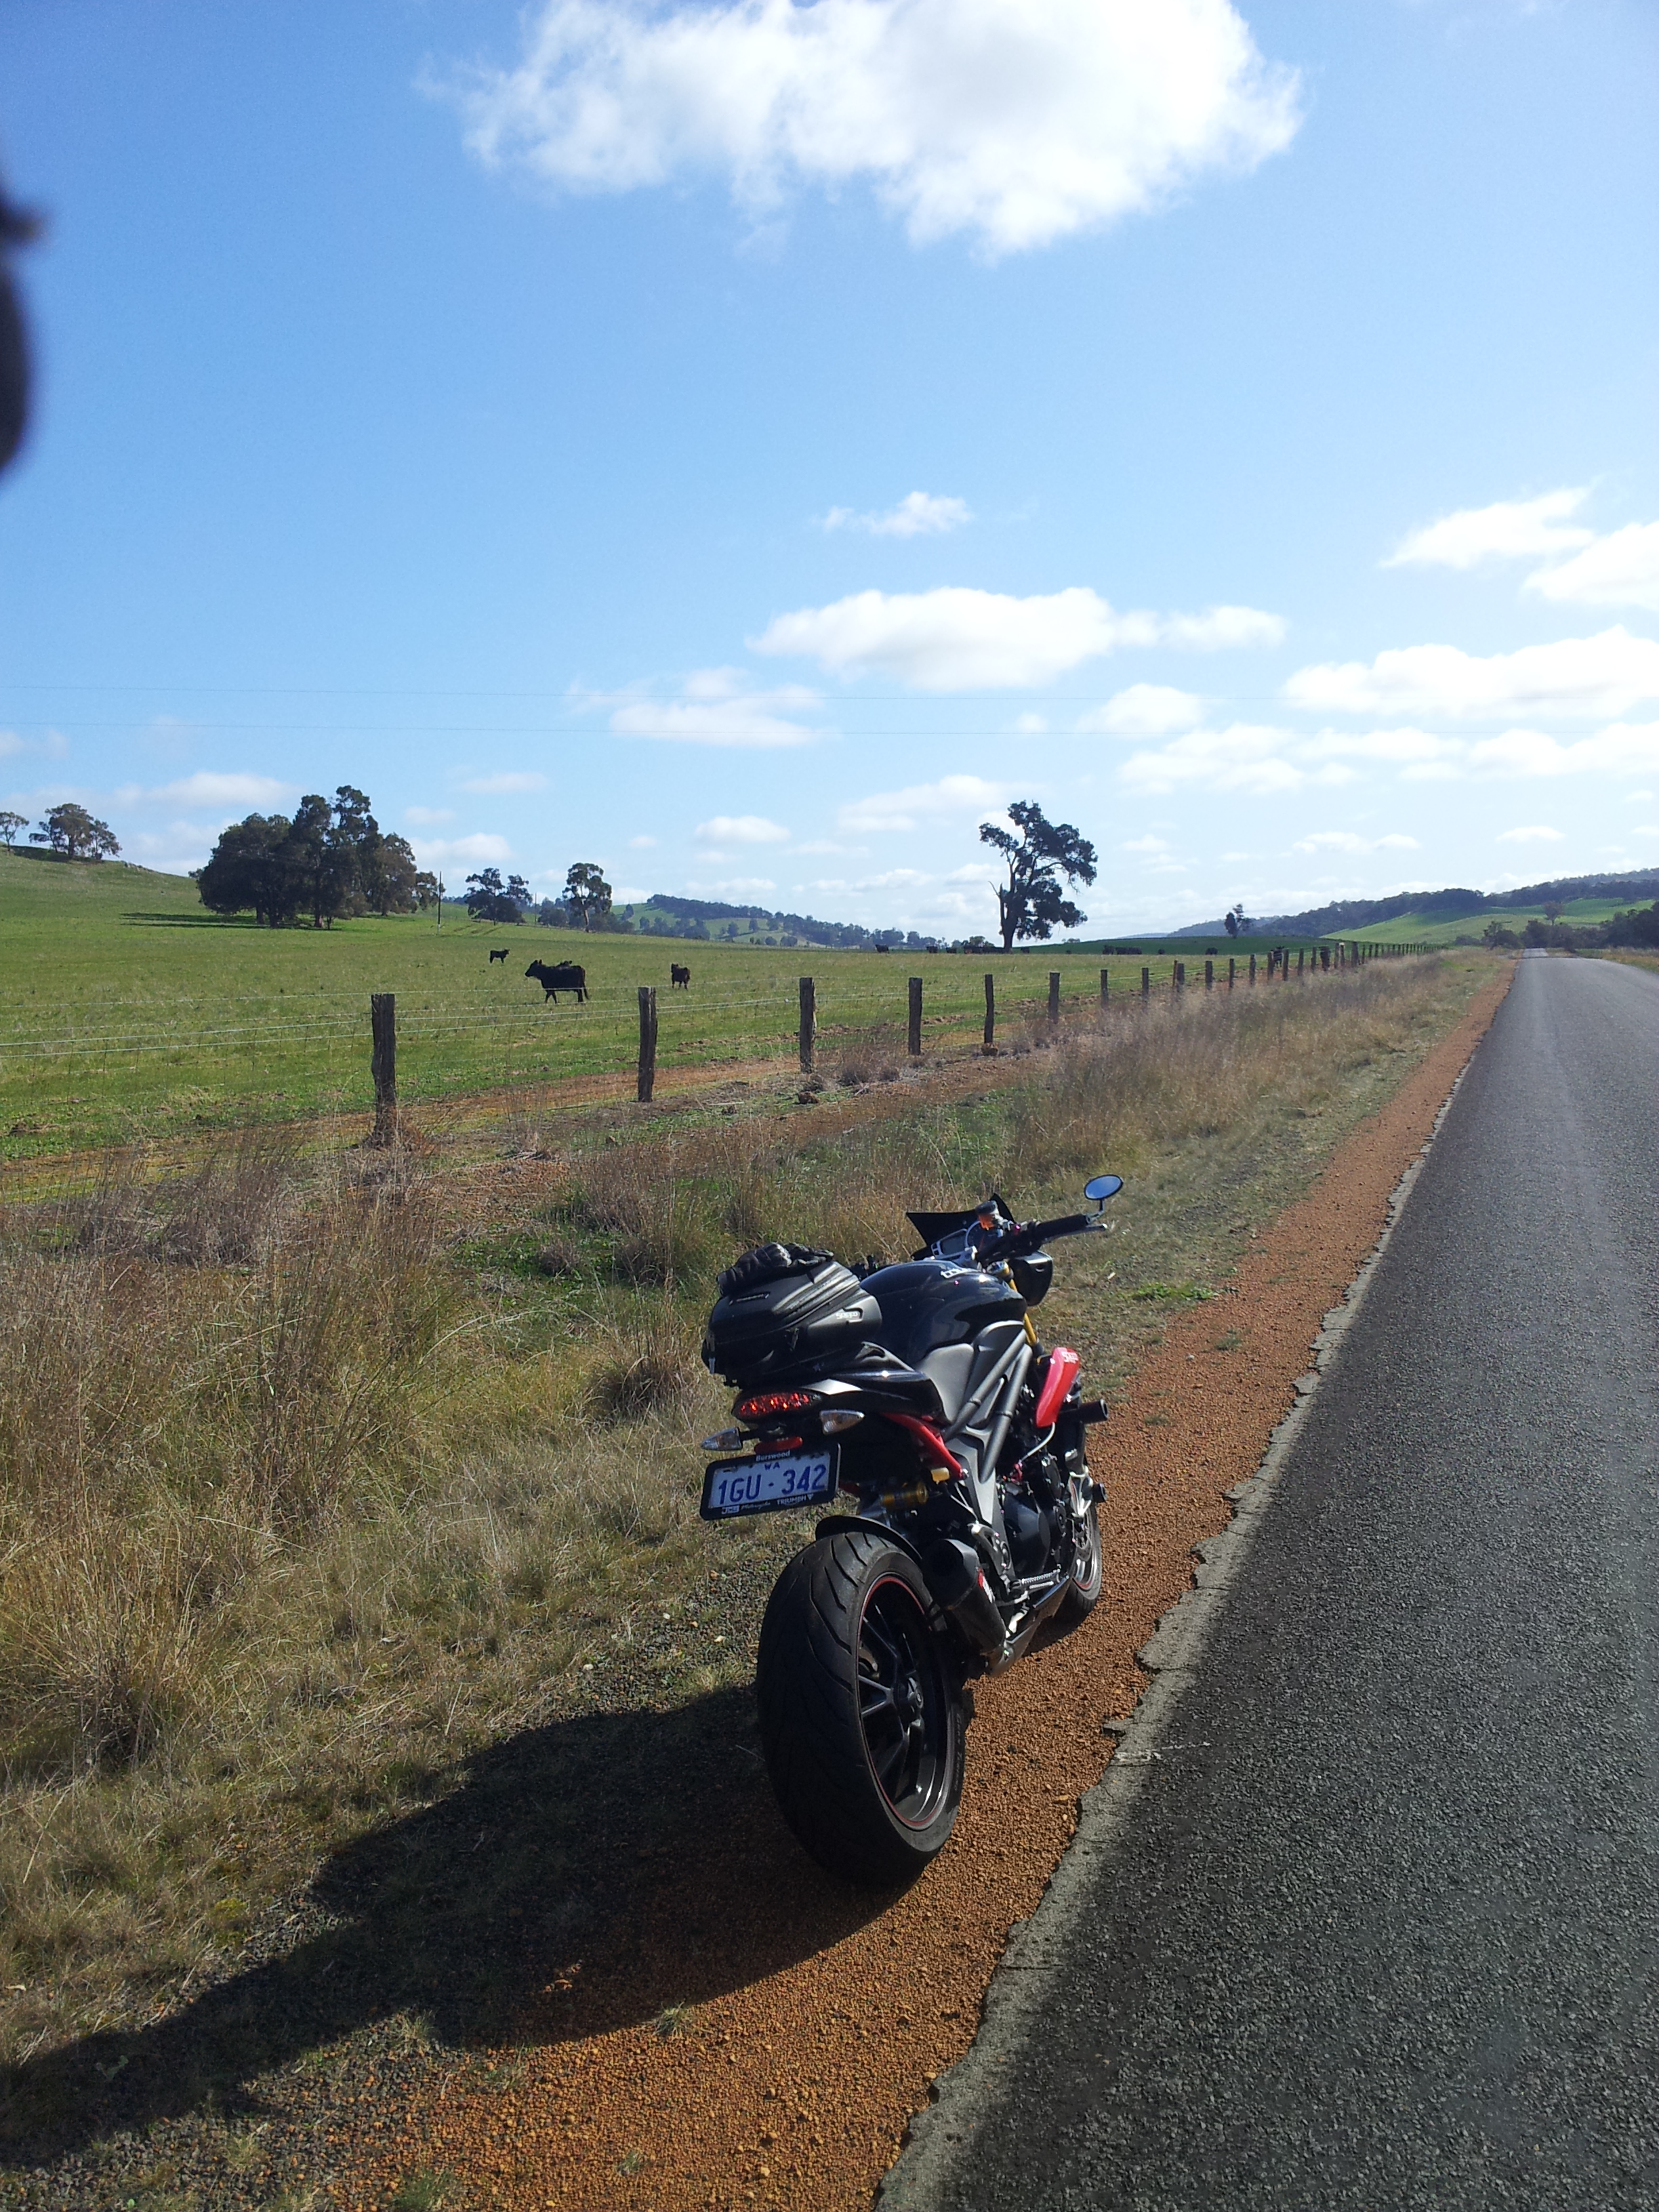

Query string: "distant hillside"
[[1171, 866, 1659, 940]]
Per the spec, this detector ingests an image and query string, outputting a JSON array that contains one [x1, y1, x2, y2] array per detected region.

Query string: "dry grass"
[[0, 956, 1485, 2070]]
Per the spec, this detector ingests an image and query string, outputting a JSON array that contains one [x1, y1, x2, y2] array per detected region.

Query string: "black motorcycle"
[[698, 1176, 1122, 1885]]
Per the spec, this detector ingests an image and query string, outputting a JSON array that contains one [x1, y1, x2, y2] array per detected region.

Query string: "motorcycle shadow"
[[0, 1684, 888, 2165]]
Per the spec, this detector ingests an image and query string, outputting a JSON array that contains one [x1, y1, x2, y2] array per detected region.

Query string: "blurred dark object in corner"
[[1, 172, 42, 478]]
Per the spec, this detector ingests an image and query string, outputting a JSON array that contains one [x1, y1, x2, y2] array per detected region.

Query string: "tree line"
[[0, 802, 121, 860], [195, 787, 436, 927]]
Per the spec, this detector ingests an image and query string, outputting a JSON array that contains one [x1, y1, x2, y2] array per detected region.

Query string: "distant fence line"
[[363, 938, 1435, 1126]]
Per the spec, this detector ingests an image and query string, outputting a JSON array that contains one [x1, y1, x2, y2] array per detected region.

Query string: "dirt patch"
[[316, 966, 1511, 2209]]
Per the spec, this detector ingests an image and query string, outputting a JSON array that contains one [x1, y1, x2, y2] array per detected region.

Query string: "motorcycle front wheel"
[[757, 1528, 966, 1886], [1057, 1494, 1103, 1622]]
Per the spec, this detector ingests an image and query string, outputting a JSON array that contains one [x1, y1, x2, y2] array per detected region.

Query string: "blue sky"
[[2, 0, 1656, 933]]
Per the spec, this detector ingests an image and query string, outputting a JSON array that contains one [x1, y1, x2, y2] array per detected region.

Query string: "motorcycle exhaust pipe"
[[922, 1538, 1007, 1662]]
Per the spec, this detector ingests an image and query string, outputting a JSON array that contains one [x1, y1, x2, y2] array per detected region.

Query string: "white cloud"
[[1284, 628, 1659, 722], [410, 833, 514, 867], [1526, 522, 1659, 613], [628, 832, 657, 848], [608, 666, 822, 747], [695, 813, 790, 845], [461, 770, 549, 794], [1495, 825, 1564, 844], [1465, 722, 1659, 778], [406, 805, 455, 825], [1114, 710, 1659, 799], [822, 491, 971, 537], [0, 731, 21, 758], [1290, 830, 1420, 855], [1122, 834, 1171, 853], [117, 771, 296, 811], [1120, 723, 1307, 796], [444, 0, 1300, 258], [1080, 683, 1205, 736], [838, 772, 1011, 834], [1385, 488, 1592, 571], [754, 587, 1282, 690], [1013, 713, 1048, 735]]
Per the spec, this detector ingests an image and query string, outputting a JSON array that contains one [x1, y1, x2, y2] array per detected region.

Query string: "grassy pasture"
[[1347, 896, 1643, 947], [1, 852, 1184, 1160]]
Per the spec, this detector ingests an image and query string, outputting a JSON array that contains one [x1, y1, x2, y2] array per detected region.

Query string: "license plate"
[[700, 1446, 838, 1521]]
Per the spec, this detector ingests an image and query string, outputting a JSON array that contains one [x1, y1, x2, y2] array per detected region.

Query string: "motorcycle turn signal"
[[699, 1427, 745, 1453]]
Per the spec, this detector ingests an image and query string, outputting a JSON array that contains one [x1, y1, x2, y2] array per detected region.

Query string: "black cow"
[[488, 947, 510, 964], [670, 963, 691, 989], [526, 959, 588, 1004]]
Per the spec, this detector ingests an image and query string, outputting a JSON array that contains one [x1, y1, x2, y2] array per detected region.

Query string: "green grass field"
[[1347, 897, 1638, 947], [0, 853, 1254, 1158]]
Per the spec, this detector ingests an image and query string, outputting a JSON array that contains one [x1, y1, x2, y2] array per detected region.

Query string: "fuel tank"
[[861, 1257, 1026, 1365]]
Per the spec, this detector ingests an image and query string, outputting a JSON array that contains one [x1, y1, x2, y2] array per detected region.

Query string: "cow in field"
[[489, 947, 510, 964], [526, 959, 588, 1004], [670, 963, 691, 989]]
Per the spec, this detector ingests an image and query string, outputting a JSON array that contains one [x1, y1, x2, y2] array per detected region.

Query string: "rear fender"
[[813, 1513, 927, 1570]]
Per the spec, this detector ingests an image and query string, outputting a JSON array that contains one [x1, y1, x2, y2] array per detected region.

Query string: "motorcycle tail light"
[[735, 1388, 817, 1418]]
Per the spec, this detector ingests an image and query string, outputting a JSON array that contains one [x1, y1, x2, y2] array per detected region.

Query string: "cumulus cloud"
[[607, 667, 823, 747], [1465, 722, 1659, 779], [686, 875, 777, 896], [822, 491, 970, 537], [1080, 683, 1205, 736], [410, 832, 514, 867], [116, 771, 296, 811], [1122, 834, 1171, 853], [754, 587, 1282, 690], [461, 770, 549, 794], [1115, 712, 1659, 797], [695, 814, 791, 845], [1495, 825, 1564, 844], [406, 805, 455, 825], [1284, 628, 1659, 723], [1525, 522, 1659, 613], [628, 833, 657, 848], [443, 0, 1300, 257], [838, 772, 1011, 834], [1119, 723, 1305, 796], [1385, 489, 1593, 571]]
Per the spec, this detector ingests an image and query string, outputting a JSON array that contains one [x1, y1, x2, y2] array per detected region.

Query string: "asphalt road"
[[892, 956, 1659, 2211]]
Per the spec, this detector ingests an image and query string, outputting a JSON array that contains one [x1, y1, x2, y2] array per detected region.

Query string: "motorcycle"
[[697, 1174, 1123, 1885]]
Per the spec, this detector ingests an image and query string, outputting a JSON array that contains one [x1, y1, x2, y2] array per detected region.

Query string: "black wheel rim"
[[857, 1575, 954, 1830]]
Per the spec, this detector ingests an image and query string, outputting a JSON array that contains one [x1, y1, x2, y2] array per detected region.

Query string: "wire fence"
[[0, 941, 1431, 1150]]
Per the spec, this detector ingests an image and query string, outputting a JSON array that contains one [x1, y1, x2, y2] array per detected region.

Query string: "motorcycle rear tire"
[[757, 1528, 966, 1887], [1057, 1496, 1103, 1622]]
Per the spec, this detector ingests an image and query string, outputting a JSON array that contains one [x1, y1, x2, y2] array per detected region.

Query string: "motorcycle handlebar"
[[981, 1212, 1094, 1261], [1029, 1212, 1094, 1242]]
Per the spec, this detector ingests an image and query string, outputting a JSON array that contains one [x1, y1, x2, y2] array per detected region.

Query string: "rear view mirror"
[[1084, 1174, 1123, 1204]]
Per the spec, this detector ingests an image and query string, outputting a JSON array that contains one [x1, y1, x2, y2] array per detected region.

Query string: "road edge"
[[876, 1039, 1485, 2209]]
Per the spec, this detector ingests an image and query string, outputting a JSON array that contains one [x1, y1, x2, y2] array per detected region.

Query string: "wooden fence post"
[[369, 993, 398, 1146], [1204, 959, 1214, 990], [907, 976, 923, 1057], [1296, 949, 1305, 979], [983, 972, 996, 1050], [1228, 956, 1236, 990], [1249, 953, 1257, 985], [637, 985, 657, 1102], [1141, 966, 1150, 1001], [1048, 970, 1061, 1024], [1173, 960, 1184, 991], [798, 976, 815, 1071], [1099, 968, 1109, 1008]]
